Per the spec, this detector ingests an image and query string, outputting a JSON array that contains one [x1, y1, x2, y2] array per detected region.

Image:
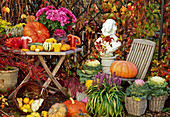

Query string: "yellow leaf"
[[85, 25, 92, 32], [150, 30, 155, 37], [5, 7, 10, 13]]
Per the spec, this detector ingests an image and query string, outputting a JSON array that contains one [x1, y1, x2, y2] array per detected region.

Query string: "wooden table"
[[8, 48, 82, 99]]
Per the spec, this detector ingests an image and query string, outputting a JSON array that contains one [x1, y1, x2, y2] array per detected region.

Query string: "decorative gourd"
[[52, 43, 62, 52], [23, 22, 50, 43], [48, 103, 67, 117], [71, 109, 90, 117], [67, 34, 81, 49], [45, 38, 57, 43], [63, 98, 87, 117], [43, 42, 52, 51], [110, 60, 138, 78], [36, 45, 44, 52], [60, 44, 71, 51]]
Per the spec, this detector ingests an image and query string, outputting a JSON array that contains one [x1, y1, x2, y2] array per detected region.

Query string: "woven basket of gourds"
[[149, 95, 168, 112], [13, 82, 48, 115], [125, 96, 147, 116]]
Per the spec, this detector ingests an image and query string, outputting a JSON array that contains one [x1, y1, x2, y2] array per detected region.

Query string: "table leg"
[[38, 55, 69, 97], [8, 60, 40, 99], [43, 55, 66, 88]]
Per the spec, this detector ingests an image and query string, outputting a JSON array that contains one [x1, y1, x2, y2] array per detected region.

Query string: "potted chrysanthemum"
[[125, 79, 150, 116], [35, 6, 76, 36], [146, 76, 169, 112]]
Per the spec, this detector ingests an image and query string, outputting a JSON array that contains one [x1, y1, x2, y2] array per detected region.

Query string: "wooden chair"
[[121, 39, 156, 84]]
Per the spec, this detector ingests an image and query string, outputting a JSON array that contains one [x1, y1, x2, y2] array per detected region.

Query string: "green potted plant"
[[146, 76, 169, 112], [125, 79, 150, 116], [77, 59, 102, 84], [86, 72, 125, 117]]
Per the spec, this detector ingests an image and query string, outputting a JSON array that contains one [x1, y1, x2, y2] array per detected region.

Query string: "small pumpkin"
[[23, 22, 50, 43], [110, 60, 138, 78], [71, 109, 90, 117], [63, 98, 87, 117], [60, 44, 71, 51], [48, 103, 67, 117]]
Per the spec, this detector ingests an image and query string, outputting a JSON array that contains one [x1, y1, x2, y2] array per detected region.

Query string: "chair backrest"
[[126, 39, 156, 80]]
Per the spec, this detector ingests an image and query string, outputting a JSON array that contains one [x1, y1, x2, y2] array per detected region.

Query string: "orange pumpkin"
[[63, 98, 87, 117], [23, 22, 50, 43], [110, 60, 137, 78], [71, 109, 90, 117]]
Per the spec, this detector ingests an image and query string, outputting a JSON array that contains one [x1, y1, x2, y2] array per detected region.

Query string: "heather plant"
[[63, 75, 84, 99], [86, 72, 125, 117], [36, 6, 76, 35]]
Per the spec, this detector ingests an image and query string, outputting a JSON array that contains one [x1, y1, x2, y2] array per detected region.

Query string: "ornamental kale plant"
[[126, 79, 151, 100], [146, 76, 168, 97], [36, 6, 76, 35], [86, 72, 125, 117]]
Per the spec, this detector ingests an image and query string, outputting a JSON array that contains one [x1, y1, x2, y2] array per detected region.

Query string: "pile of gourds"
[[28, 38, 71, 52], [17, 97, 44, 113], [4, 22, 81, 52], [48, 98, 90, 117], [22, 22, 81, 52]]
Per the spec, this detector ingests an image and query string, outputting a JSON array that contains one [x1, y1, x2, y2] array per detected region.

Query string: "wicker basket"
[[149, 95, 168, 112], [125, 96, 147, 116], [0, 67, 19, 93], [13, 82, 48, 115]]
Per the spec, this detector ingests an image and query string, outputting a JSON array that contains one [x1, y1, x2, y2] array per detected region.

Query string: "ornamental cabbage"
[[150, 76, 165, 85], [146, 76, 168, 97], [85, 59, 100, 67], [126, 79, 150, 100], [135, 79, 145, 86]]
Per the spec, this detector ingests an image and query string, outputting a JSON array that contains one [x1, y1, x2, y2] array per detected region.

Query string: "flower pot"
[[125, 96, 147, 116], [100, 56, 116, 74], [0, 67, 19, 93], [149, 95, 168, 112]]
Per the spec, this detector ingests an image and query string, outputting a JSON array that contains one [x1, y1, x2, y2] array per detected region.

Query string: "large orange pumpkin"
[[63, 99, 87, 117], [23, 22, 50, 43], [110, 60, 137, 78]]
